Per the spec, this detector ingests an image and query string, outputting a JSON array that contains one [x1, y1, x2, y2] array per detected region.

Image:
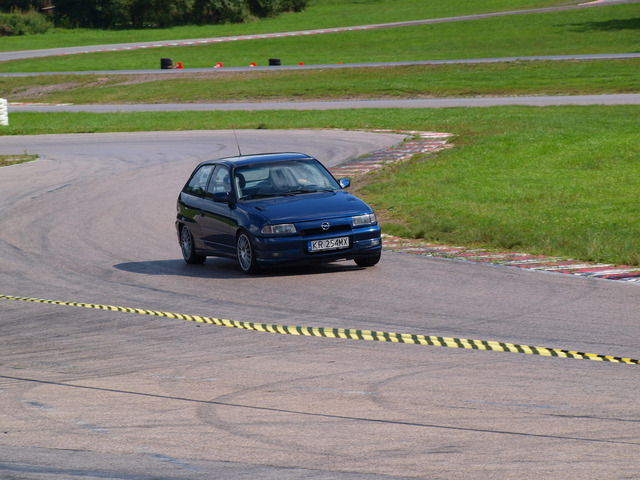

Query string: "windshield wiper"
[[241, 193, 278, 200], [283, 188, 335, 195], [282, 189, 309, 195]]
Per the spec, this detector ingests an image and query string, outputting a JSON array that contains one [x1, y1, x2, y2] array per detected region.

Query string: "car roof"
[[202, 152, 315, 169]]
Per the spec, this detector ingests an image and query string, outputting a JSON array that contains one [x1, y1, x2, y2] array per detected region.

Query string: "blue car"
[[175, 152, 382, 273]]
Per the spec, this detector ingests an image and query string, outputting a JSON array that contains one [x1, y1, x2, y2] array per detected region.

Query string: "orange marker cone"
[[250, 62, 257, 67], [215, 62, 223, 68], [177, 62, 183, 69]]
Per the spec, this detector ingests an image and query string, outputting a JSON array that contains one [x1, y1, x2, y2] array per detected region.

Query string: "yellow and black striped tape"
[[2, 293, 638, 365]]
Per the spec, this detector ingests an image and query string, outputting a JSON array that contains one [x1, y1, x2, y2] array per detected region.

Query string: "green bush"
[[53, 0, 130, 28], [246, 0, 307, 17], [141, 0, 194, 28], [0, 0, 44, 10], [0, 9, 51, 35], [284, 0, 307, 12], [0, 0, 309, 29], [192, 0, 249, 25]]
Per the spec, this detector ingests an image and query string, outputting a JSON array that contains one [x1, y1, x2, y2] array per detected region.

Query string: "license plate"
[[309, 236, 350, 252]]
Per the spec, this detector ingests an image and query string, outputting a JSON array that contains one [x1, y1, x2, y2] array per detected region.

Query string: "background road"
[[1, 131, 639, 479], [4, 53, 640, 77], [8, 94, 640, 112]]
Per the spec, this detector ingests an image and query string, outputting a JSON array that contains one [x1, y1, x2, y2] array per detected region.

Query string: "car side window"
[[184, 165, 214, 197], [206, 165, 231, 198]]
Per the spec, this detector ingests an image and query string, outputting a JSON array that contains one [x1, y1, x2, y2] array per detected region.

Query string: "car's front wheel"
[[237, 231, 259, 274], [354, 252, 381, 267], [180, 225, 206, 264]]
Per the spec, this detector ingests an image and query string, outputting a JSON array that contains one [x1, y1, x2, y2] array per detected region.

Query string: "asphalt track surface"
[[1, 131, 640, 479], [3, 2, 640, 478]]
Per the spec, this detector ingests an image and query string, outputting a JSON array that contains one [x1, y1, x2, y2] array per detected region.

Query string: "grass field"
[[1, 3, 639, 72], [1, 0, 639, 266], [4, 59, 640, 104], [0, 0, 566, 52]]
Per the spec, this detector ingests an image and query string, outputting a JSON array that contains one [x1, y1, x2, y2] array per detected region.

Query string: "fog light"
[[371, 238, 381, 247]]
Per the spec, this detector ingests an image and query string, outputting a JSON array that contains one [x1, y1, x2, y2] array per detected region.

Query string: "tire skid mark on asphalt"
[[329, 131, 640, 284], [1, 294, 638, 365]]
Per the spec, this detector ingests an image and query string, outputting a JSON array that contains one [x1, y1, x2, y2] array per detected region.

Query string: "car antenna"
[[233, 127, 242, 157]]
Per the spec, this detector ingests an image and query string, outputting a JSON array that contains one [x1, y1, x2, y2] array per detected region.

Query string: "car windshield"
[[234, 159, 341, 201]]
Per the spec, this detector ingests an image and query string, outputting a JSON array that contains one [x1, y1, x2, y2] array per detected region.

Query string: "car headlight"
[[352, 213, 377, 227], [261, 223, 296, 235]]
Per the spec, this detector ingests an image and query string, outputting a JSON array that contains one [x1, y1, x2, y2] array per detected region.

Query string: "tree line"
[[0, 0, 308, 30]]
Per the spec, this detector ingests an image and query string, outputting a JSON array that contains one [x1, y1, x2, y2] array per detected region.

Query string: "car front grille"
[[300, 224, 351, 237]]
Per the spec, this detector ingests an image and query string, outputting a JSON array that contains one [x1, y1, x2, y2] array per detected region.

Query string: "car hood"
[[244, 191, 371, 223]]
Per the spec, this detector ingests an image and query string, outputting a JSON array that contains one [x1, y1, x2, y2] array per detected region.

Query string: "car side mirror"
[[213, 191, 232, 203], [339, 178, 351, 189]]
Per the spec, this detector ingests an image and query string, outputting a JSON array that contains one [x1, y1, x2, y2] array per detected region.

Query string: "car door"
[[199, 165, 238, 255], [179, 164, 214, 246]]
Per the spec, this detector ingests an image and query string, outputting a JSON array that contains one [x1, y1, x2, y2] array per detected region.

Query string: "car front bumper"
[[252, 225, 382, 267]]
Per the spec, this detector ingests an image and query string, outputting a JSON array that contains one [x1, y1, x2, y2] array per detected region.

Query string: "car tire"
[[354, 252, 381, 267], [180, 225, 206, 265], [237, 231, 259, 274]]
